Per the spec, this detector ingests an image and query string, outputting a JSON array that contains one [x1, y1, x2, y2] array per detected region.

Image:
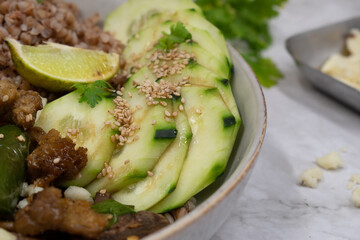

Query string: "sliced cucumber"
[[104, 0, 202, 43], [35, 92, 116, 187], [149, 86, 237, 213], [123, 21, 230, 73], [142, 9, 231, 64], [86, 83, 177, 195], [135, 41, 230, 79], [112, 99, 192, 211], [129, 63, 240, 127]]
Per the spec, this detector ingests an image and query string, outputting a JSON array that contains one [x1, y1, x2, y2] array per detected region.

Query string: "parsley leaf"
[[195, 0, 287, 87], [243, 53, 283, 88], [156, 22, 192, 51], [72, 80, 114, 108], [91, 199, 135, 226], [37, 0, 44, 3]]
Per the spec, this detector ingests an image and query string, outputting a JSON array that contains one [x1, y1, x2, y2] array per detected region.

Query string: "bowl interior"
[[69, 1, 267, 238]]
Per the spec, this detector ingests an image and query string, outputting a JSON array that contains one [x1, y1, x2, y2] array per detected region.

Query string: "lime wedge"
[[5, 38, 120, 92]]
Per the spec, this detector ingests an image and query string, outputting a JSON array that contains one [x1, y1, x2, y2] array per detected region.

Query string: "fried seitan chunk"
[[0, 78, 43, 129], [14, 187, 109, 239], [99, 211, 169, 240], [12, 90, 43, 129], [0, 78, 19, 114], [26, 129, 87, 187]]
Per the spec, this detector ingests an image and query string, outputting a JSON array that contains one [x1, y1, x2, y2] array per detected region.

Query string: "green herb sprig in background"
[[72, 80, 114, 108], [196, 0, 287, 87]]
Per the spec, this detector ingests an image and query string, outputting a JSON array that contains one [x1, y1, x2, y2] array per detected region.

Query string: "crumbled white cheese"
[[0, 228, 16, 240], [321, 29, 360, 90], [347, 174, 360, 189], [20, 182, 44, 197], [346, 29, 360, 55], [316, 151, 344, 170], [351, 187, 360, 208], [298, 167, 323, 188], [17, 198, 29, 209], [64, 186, 93, 203]]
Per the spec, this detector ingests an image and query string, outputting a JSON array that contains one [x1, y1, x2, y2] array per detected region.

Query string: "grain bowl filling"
[[0, 0, 241, 239]]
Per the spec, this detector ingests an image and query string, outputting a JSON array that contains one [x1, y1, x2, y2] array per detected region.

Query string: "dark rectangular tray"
[[286, 17, 360, 112]]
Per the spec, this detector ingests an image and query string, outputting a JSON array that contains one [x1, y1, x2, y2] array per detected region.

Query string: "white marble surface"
[[212, 0, 360, 239]]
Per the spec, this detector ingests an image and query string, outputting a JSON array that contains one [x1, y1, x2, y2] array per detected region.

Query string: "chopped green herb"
[[91, 199, 135, 226], [72, 80, 114, 108], [37, 0, 44, 3], [196, 0, 287, 87], [156, 22, 192, 51]]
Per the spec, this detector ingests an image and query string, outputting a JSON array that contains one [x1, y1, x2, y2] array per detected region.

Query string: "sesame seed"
[[0, 134, 4, 139], [53, 157, 60, 164], [172, 111, 178, 117], [179, 105, 184, 111], [110, 95, 139, 147], [152, 120, 156, 125], [165, 117, 171, 122], [127, 92, 132, 98], [181, 98, 185, 104], [99, 189, 107, 194], [2, 95, 9, 102], [147, 171, 154, 177], [196, 109, 202, 114], [124, 159, 130, 165], [164, 110, 171, 117], [17, 135, 25, 142]]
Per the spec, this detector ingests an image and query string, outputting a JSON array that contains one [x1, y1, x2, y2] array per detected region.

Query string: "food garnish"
[[91, 199, 135, 226], [5, 38, 120, 92], [156, 22, 192, 51], [72, 80, 114, 108]]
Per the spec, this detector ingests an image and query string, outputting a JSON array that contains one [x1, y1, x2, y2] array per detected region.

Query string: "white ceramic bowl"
[[71, 1, 267, 239]]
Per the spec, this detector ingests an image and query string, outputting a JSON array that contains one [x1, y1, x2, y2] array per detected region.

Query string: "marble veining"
[[212, 0, 360, 239]]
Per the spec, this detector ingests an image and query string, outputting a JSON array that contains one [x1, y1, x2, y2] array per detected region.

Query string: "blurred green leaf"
[[196, 0, 287, 87]]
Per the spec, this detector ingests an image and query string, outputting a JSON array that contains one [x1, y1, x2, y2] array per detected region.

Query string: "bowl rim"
[[145, 44, 267, 240]]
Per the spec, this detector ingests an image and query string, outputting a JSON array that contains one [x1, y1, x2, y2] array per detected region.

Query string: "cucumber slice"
[[35, 92, 116, 187], [134, 41, 230, 79], [86, 82, 177, 195], [149, 86, 237, 213], [112, 99, 192, 211], [129, 63, 241, 128], [142, 9, 231, 65], [123, 21, 230, 73], [104, 0, 202, 43]]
